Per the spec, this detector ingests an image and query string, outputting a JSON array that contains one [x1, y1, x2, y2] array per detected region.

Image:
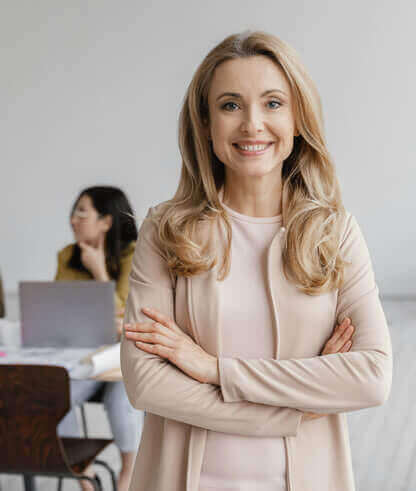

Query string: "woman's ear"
[[101, 214, 113, 232]]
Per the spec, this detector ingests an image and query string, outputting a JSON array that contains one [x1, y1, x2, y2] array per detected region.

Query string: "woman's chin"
[[236, 162, 280, 178]]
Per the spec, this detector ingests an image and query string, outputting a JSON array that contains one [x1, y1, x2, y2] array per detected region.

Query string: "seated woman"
[[55, 185, 143, 491]]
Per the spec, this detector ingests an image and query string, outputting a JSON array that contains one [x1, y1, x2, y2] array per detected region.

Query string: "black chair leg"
[[95, 474, 103, 490], [80, 403, 89, 438], [94, 459, 117, 491], [23, 475, 36, 491], [57, 477, 63, 491]]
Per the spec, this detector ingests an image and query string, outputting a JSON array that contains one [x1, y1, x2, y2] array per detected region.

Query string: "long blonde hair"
[[151, 30, 350, 295]]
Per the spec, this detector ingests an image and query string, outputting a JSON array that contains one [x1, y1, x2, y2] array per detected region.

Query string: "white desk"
[[0, 346, 123, 382]]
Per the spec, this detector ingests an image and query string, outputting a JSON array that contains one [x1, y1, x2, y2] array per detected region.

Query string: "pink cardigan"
[[199, 202, 287, 489], [120, 203, 393, 491]]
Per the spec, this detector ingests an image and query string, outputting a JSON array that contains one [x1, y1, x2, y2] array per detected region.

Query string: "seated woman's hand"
[[302, 317, 355, 422], [123, 307, 218, 384], [78, 234, 108, 280]]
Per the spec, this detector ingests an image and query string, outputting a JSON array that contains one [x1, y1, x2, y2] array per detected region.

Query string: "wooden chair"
[[0, 364, 116, 491]]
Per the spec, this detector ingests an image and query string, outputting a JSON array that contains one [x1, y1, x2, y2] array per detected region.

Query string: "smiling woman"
[[206, 57, 299, 188], [121, 30, 392, 491]]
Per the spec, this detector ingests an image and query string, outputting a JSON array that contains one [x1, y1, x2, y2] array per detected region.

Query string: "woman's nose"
[[240, 107, 264, 134]]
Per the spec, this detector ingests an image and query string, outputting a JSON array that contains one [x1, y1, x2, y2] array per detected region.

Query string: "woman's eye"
[[222, 101, 239, 111], [221, 100, 282, 111], [268, 100, 282, 109]]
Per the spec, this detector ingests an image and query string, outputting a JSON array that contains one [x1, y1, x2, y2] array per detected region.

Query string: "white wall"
[[1, 0, 415, 298]]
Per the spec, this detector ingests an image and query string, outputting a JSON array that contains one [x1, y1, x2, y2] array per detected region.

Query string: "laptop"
[[19, 281, 116, 348]]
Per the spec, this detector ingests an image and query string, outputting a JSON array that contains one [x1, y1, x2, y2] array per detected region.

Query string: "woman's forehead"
[[77, 194, 94, 208], [208, 56, 290, 100]]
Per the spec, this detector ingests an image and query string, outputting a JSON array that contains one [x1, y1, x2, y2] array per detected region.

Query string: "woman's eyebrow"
[[216, 89, 288, 101]]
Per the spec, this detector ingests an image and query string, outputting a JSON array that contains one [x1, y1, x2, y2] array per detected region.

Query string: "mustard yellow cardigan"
[[54, 241, 136, 312]]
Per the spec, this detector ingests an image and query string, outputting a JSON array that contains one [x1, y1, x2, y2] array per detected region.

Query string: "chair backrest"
[[0, 272, 5, 318], [0, 364, 72, 474]]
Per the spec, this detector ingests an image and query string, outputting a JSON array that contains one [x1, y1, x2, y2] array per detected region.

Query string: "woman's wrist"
[[93, 267, 110, 281], [206, 355, 220, 385]]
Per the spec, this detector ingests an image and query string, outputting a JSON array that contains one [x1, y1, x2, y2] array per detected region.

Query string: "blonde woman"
[[121, 31, 392, 491]]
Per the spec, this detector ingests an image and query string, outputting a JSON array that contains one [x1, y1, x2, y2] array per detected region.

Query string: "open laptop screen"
[[19, 281, 116, 348]]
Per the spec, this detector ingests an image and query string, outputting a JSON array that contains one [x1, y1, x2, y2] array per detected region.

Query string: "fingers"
[[141, 307, 182, 334], [327, 327, 354, 354], [335, 317, 351, 334], [98, 233, 105, 250], [340, 340, 352, 353], [124, 321, 176, 359], [336, 325, 354, 347], [322, 318, 355, 355], [303, 412, 326, 421], [134, 341, 173, 359], [124, 321, 176, 341], [130, 331, 176, 348], [123, 315, 191, 364]]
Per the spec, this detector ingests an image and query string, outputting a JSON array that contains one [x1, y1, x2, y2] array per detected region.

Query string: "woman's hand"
[[78, 233, 109, 280], [321, 316, 355, 356], [123, 307, 219, 384], [302, 317, 355, 422]]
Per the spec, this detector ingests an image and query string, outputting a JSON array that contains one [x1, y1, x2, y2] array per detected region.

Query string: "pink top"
[[199, 198, 287, 491]]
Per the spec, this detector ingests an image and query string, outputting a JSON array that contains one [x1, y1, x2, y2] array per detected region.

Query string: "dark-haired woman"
[[56, 186, 143, 491]]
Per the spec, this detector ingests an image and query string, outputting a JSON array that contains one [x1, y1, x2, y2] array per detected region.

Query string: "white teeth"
[[236, 143, 270, 151]]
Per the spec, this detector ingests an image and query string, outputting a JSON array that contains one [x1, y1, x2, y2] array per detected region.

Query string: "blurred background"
[[1, 1, 414, 490]]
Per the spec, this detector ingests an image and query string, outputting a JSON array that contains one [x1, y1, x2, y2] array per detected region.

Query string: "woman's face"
[[206, 55, 298, 180], [70, 194, 110, 245]]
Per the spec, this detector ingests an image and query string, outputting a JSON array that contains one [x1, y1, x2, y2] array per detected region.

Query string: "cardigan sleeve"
[[120, 207, 303, 437], [114, 241, 136, 312], [218, 213, 393, 414], [54, 246, 71, 280]]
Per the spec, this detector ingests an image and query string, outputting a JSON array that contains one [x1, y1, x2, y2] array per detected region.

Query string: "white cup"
[[0, 319, 22, 347]]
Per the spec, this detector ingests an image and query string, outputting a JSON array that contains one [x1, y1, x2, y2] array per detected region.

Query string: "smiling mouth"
[[232, 142, 274, 155]]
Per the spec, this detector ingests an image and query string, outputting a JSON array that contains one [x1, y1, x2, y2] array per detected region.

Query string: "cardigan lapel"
[[185, 196, 287, 491], [267, 224, 286, 360], [188, 266, 221, 355], [187, 215, 225, 356], [188, 203, 285, 359]]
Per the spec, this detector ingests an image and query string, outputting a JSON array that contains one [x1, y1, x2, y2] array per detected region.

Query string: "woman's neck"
[[221, 177, 283, 218]]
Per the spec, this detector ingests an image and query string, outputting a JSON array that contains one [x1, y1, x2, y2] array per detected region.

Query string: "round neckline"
[[220, 192, 282, 224]]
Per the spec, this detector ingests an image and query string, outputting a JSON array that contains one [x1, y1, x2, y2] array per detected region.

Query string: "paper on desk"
[[0, 319, 21, 347], [89, 343, 120, 376]]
